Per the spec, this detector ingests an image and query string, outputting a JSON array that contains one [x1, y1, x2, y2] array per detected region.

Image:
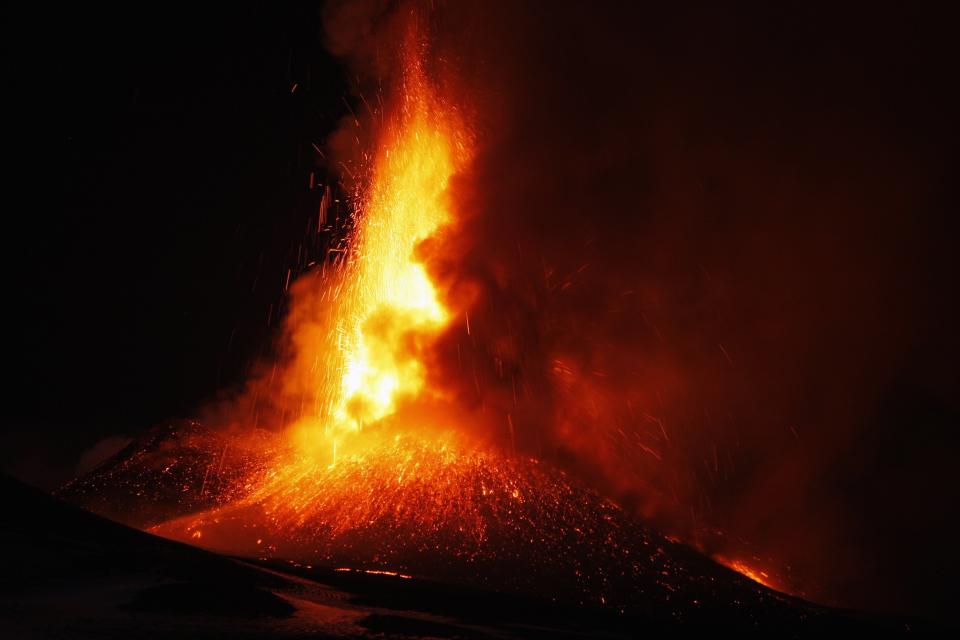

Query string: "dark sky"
[[3, 0, 957, 623], [4, 3, 346, 486]]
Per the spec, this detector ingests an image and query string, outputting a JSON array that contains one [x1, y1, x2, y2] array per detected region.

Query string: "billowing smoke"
[[308, 0, 956, 619]]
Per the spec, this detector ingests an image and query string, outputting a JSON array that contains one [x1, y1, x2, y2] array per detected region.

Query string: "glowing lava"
[[280, 33, 470, 466], [714, 555, 788, 594], [149, 432, 799, 614], [123, 26, 805, 613]]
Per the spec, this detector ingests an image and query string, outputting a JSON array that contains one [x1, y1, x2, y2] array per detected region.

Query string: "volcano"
[[10, 469, 924, 637], [51, 420, 919, 633]]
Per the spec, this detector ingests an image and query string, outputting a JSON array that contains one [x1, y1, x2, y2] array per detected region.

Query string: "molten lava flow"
[[714, 555, 789, 594], [281, 37, 471, 464]]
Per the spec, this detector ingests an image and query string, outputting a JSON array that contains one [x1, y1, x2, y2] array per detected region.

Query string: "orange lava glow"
[[278, 31, 472, 468], [141, 28, 497, 562], [714, 555, 786, 593], [69, 20, 805, 613]]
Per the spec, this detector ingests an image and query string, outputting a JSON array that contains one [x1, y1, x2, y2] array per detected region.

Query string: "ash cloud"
[[324, 1, 957, 619]]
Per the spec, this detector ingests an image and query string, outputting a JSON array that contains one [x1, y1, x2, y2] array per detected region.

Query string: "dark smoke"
[[323, 0, 957, 620]]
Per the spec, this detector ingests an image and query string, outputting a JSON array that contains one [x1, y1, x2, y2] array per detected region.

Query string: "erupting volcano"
[[22, 0, 954, 635], [61, 15, 802, 618]]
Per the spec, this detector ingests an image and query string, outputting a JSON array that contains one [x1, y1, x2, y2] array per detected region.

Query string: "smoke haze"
[[316, 0, 957, 619]]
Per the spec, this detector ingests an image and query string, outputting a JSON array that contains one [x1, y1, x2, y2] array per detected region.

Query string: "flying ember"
[[281, 32, 472, 465]]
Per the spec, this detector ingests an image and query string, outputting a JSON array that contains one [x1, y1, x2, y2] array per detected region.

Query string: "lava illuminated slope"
[[153, 433, 702, 606], [64, 423, 810, 622], [57, 421, 281, 529], [17, 469, 922, 635]]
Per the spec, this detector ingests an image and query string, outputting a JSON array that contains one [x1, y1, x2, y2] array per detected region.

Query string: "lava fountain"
[[280, 33, 472, 465], [150, 25, 522, 558]]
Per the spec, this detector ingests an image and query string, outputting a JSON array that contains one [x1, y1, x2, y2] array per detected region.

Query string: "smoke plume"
[[308, 0, 957, 618]]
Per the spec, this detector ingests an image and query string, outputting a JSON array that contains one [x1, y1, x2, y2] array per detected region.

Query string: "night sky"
[[5, 4, 345, 486], [3, 1, 957, 624]]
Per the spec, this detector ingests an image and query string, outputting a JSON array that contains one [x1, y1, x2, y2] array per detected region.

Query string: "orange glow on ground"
[[714, 555, 789, 594]]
